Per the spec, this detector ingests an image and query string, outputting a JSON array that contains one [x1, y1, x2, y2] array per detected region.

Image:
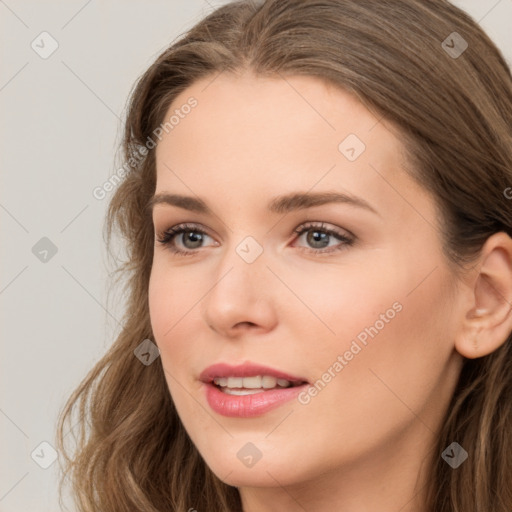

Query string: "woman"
[[57, 1, 512, 510]]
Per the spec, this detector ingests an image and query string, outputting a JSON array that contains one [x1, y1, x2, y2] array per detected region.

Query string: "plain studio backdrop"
[[0, 1, 511, 510]]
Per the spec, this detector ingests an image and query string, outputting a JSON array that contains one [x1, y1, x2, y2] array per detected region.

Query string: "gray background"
[[1, 1, 511, 510]]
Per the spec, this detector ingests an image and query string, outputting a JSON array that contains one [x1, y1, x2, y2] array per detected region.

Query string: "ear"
[[454, 232, 512, 359]]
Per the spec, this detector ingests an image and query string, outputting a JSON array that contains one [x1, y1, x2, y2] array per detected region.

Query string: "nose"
[[201, 238, 278, 338]]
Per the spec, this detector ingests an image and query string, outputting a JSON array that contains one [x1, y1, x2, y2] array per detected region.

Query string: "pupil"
[[307, 230, 329, 248], [184, 231, 202, 248]]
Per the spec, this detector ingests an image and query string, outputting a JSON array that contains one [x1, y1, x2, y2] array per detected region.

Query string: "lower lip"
[[203, 382, 309, 418]]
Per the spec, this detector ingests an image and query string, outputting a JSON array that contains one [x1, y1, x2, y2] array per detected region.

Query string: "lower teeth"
[[220, 387, 286, 396], [222, 388, 264, 396]]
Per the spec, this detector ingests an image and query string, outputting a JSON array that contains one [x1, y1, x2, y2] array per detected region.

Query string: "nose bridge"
[[212, 233, 266, 298], [202, 232, 273, 332]]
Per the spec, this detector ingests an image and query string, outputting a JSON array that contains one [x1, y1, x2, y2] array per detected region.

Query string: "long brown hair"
[[56, 1, 512, 510]]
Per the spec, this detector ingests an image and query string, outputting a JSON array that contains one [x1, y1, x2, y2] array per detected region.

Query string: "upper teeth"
[[213, 376, 293, 389]]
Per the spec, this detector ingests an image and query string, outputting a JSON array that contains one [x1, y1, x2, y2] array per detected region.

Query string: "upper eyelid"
[[157, 220, 348, 234], [295, 221, 354, 237]]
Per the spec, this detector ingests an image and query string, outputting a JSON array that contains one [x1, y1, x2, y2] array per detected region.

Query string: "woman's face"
[[149, 73, 465, 494]]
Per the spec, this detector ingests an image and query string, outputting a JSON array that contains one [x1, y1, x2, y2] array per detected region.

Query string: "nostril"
[[234, 321, 257, 328]]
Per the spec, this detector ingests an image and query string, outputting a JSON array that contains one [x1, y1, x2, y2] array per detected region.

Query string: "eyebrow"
[[147, 191, 379, 216]]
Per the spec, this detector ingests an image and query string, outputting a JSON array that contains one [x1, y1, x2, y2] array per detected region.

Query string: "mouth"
[[199, 363, 309, 417]]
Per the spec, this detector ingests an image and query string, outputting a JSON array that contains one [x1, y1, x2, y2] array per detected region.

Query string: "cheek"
[[335, 268, 457, 415], [148, 265, 193, 365], [294, 258, 457, 420], [148, 259, 203, 328], [148, 268, 203, 418], [285, 286, 453, 477], [287, 261, 401, 351]]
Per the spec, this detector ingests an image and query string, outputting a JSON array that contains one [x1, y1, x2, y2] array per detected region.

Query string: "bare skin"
[[148, 71, 512, 512]]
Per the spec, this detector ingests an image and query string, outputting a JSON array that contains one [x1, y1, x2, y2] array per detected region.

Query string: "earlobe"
[[454, 232, 512, 359]]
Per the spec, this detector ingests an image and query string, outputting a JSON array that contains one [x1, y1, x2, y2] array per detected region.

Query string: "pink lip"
[[199, 362, 309, 418], [199, 362, 307, 383]]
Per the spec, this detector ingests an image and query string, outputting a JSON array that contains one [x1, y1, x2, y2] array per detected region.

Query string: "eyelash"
[[156, 222, 355, 257]]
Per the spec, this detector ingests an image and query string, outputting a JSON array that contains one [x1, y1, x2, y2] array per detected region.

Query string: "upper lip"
[[199, 362, 308, 384]]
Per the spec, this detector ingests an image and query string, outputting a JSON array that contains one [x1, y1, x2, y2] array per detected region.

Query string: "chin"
[[201, 445, 312, 488]]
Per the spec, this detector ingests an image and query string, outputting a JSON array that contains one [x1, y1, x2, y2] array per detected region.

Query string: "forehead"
[[156, 72, 401, 165], [153, 72, 421, 221]]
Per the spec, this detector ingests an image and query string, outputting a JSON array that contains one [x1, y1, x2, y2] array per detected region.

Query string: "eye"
[[292, 222, 354, 254], [156, 221, 355, 256], [156, 223, 216, 256]]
